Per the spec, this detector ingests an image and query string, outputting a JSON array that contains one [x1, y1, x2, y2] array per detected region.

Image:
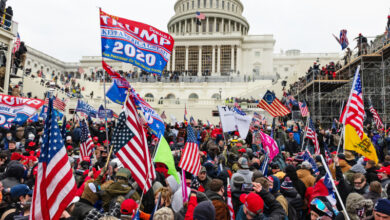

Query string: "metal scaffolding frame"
[[291, 42, 390, 129]]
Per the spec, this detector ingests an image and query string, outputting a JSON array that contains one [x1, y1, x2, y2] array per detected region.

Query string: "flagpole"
[[300, 115, 309, 151], [320, 155, 350, 220]]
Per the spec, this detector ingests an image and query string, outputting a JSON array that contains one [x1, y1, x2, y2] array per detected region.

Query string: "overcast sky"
[[9, 0, 390, 62]]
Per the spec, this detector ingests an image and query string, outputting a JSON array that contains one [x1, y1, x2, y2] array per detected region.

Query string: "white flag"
[[234, 114, 252, 139], [218, 106, 236, 132]]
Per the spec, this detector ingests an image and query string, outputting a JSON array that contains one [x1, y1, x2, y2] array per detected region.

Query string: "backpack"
[[287, 202, 298, 220]]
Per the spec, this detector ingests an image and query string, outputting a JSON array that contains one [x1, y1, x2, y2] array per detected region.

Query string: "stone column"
[[198, 46, 202, 76], [228, 20, 231, 32], [185, 46, 189, 71], [172, 47, 176, 71], [184, 19, 187, 34], [212, 46, 216, 75], [214, 17, 217, 32], [192, 18, 195, 33], [237, 45, 242, 74], [221, 18, 224, 33], [217, 45, 221, 74], [206, 17, 209, 33], [231, 46, 234, 74]]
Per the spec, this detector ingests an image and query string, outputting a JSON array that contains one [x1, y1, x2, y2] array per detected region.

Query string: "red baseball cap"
[[93, 137, 99, 141], [66, 145, 73, 150], [100, 127, 105, 131], [238, 148, 246, 153], [66, 124, 71, 129], [121, 199, 138, 215], [377, 167, 390, 175], [239, 192, 264, 215]]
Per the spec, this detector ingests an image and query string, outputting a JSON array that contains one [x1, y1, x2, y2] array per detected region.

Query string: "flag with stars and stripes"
[[257, 90, 290, 117], [30, 96, 76, 220], [299, 101, 309, 117], [178, 124, 201, 176], [12, 33, 20, 54], [369, 101, 384, 129], [306, 117, 320, 155], [80, 120, 94, 160], [112, 95, 156, 192], [339, 66, 364, 139], [45, 96, 66, 112]]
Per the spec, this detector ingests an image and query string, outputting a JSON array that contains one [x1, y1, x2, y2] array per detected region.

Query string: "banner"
[[100, 9, 174, 75], [218, 106, 236, 133], [259, 131, 279, 161], [234, 113, 252, 140], [344, 124, 378, 163], [98, 105, 113, 119], [0, 95, 44, 128], [76, 100, 97, 117]]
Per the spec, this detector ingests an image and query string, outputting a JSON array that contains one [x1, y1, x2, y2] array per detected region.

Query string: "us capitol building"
[[19, 0, 340, 122]]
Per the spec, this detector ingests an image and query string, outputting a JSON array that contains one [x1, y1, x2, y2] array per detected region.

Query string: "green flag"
[[154, 136, 180, 183]]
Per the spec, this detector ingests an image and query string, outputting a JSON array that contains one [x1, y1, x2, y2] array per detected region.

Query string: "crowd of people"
[[1, 102, 390, 220]]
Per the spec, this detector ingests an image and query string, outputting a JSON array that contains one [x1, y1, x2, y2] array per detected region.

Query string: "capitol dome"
[[168, 0, 249, 35]]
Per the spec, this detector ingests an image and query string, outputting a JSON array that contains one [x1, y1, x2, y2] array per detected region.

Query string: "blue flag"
[[106, 80, 127, 105], [302, 151, 319, 175], [98, 105, 113, 119], [76, 100, 97, 117], [260, 153, 270, 176]]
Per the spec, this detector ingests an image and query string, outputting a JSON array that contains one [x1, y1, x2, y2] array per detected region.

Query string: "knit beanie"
[[153, 207, 174, 220], [193, 200, 216, 220]]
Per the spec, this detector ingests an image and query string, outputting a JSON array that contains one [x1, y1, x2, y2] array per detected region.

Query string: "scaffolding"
[[291, 40, 390, 129]]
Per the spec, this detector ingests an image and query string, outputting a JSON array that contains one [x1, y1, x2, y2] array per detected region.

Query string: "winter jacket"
[[280, 186, 304, 212], [365, 166, 379, 184], [71, 198, 95, 220], [297, 168, 316, 188], [231, 169, 253, 192], [364, 191, 381, 205], [380, 178, 390, 189], [84, 202, 121, 220], [206, 190, 230, 220]]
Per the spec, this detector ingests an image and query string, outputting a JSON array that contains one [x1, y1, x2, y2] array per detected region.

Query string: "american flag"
[[324, 144, 333, 165], [196, 11, 206, 20], [30, 97, 76, 220], [45, 96, 66, 111], [227, 179, 235, 220], [306, 117, 320, 155], [178, 124, 201, 175], [340, 66, 364, 139], [111, 95, 155, 192], [12, 33, 20, 54], [257, 90, 290, 117], [369, 102, 384, 129], [299, 101, 309, 117], [332, 29, 349, 50], [80, 120, 94, 159]]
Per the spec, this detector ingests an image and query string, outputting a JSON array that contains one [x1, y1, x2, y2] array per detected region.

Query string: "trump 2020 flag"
[[100, 9, 174, 75], [0, 94, 44, 128], [259, 131, 279, 161], [76, 100, 97, 117], [106, 80, 127, 105]]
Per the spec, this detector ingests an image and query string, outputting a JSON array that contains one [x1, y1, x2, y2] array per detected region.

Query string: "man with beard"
[[352, 173, 369, 195]]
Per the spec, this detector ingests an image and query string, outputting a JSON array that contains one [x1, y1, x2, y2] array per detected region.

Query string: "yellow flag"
[[344, 124, 378, 164]]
